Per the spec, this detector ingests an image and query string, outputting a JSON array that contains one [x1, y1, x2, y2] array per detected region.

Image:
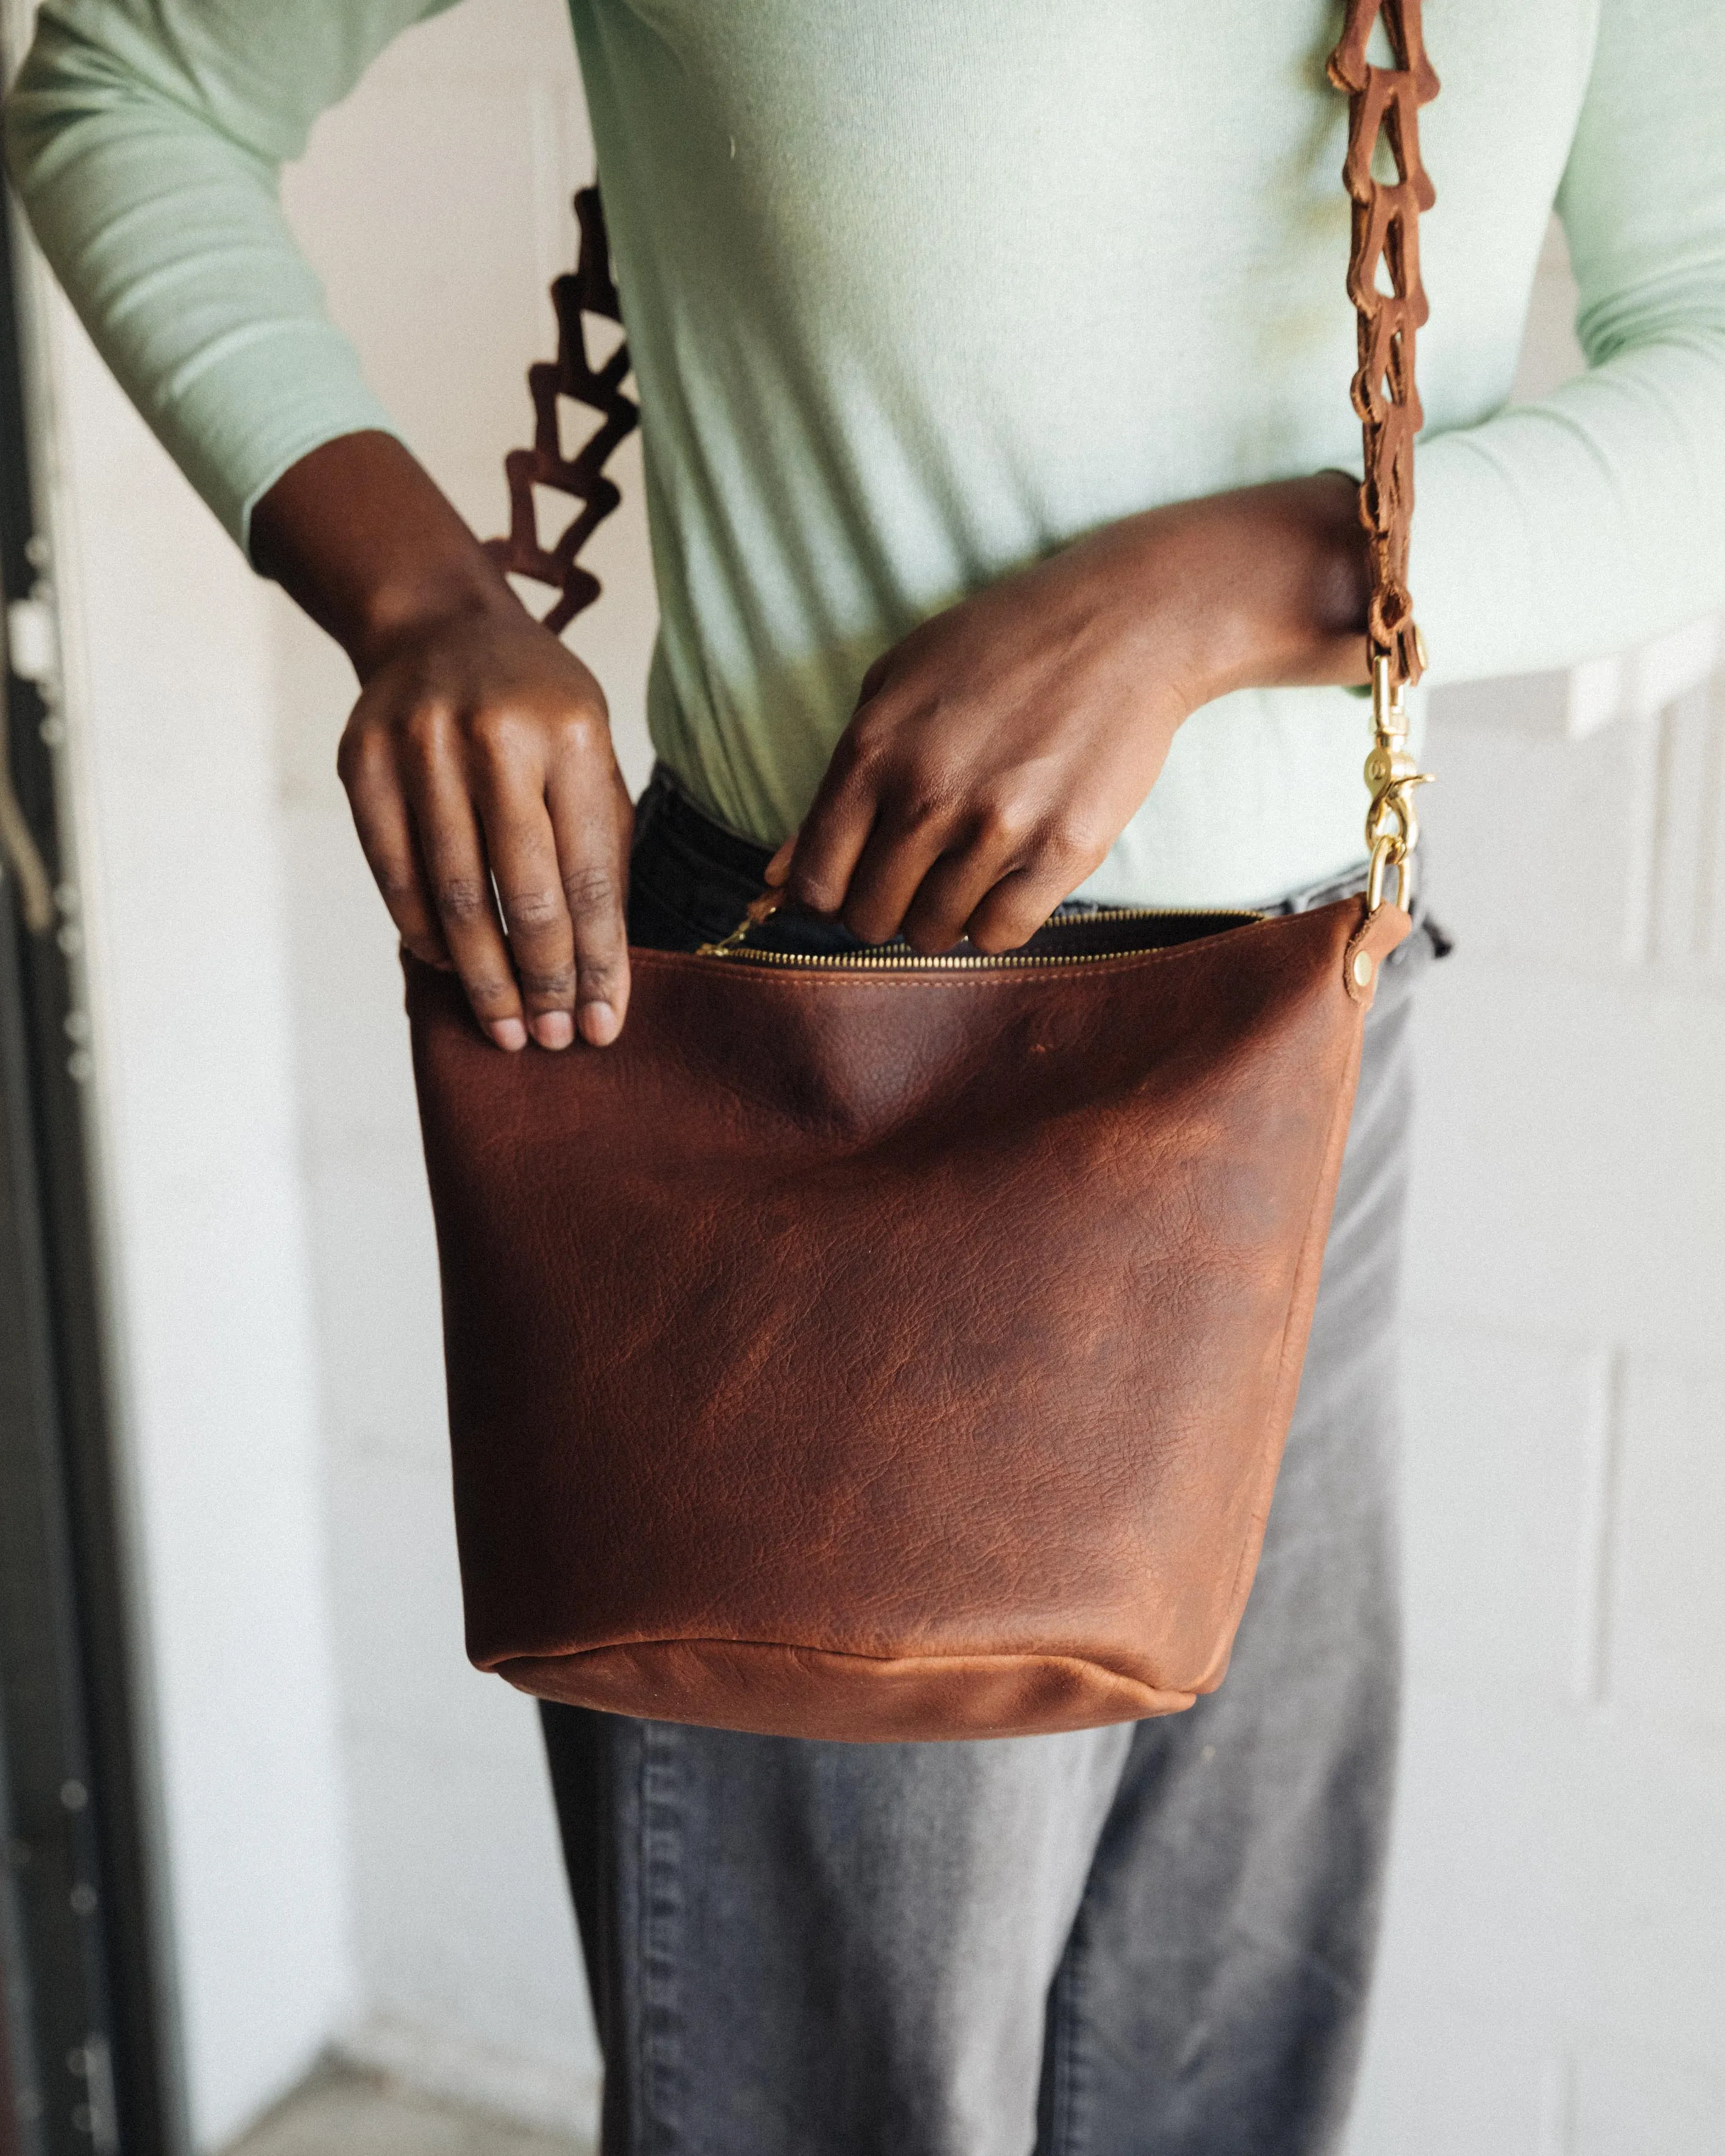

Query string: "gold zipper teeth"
[[706, 906, 1266, 970], [716, 947, 1067, 971]]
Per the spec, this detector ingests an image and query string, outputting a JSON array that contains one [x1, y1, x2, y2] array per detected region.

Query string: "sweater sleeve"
[[1414, 0, 1725, 686], [3, 0, 458, 551]]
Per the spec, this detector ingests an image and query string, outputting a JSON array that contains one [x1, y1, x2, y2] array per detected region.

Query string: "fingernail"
[[531, 1011, 575, 1050], [579, 1001, 620, 1047], [489, 1017, 528, 1051], [764, 836, 796, 887]]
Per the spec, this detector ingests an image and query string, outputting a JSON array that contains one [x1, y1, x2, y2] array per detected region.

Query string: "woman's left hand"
[[772, 473, 1372, 953]]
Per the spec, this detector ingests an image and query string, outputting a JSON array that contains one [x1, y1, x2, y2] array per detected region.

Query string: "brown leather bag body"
[[407, 0, 1440, 1742]]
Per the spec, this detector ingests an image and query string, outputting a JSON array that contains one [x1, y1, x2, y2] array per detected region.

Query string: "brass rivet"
[[1352, 951, 1374, 987]]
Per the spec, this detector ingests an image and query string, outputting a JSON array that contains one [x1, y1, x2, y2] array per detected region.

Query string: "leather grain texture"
[[406, 897, 1410, 1742]]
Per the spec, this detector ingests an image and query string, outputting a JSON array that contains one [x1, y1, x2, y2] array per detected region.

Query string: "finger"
[[897, 836, 1028, 953], [342, 742, 451, 967], [409, 764, 526, 1051], [547, 764, 633, 1048], [839, 808, 955, 947], [890, 783, 1048, 950], [764, 833, 796, 888], [963, 858, 1087, 954], [475, 776, 577, 1050], [782, 732, 883, 917]]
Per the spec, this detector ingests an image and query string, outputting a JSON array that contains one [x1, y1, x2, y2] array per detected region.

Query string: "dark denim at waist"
[[625, 762, 1414, 960]]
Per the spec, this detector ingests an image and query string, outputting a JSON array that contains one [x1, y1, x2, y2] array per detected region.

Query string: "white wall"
[[1348, 691, 1725, 2154], [1346, 233, 1725, 2154], [18, 4, 1724, 2149], [22, 206, 356, 2156]]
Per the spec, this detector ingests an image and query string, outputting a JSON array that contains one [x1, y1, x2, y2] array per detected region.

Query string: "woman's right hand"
[[253, 431, 633, 1051]]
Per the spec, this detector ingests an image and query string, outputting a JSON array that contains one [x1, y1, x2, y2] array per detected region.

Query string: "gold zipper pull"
[[697, 887, 784, 957]]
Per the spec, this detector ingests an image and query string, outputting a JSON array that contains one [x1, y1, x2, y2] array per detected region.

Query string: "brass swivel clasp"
[[1363, 651, 1433, 915]]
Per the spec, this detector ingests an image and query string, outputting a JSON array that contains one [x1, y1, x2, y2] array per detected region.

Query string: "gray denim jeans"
[[540, 771, 1436, 2155]]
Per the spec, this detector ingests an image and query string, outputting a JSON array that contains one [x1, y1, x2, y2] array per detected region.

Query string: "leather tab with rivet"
[[1343, 898, 1413, 1008]]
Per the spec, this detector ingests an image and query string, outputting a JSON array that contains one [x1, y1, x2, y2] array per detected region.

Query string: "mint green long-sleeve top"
[[8, 1, 1725, 906]]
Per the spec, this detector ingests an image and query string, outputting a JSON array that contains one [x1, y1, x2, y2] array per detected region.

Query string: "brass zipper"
[[699, 903, 1266, 970]]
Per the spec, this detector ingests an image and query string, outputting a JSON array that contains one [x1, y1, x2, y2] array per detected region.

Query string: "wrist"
[[1109, 473, 1371, 708], [343, 558, 521, 681], [1204, 472, 1372, 698], [252, 429, 525, 679]]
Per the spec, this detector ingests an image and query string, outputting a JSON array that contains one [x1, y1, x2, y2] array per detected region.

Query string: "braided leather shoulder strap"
[[485, 188, 637, 631]]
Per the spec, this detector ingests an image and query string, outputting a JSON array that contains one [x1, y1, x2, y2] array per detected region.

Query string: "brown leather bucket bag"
[[407, 0, 1439, 1742]]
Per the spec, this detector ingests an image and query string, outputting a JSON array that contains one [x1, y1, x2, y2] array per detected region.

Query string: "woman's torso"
[[569, 0, 1597, 903]]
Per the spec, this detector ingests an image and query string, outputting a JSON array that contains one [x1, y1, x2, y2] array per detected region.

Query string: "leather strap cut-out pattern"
[[486, 187, 638, 631], [1328, 0, 1439, 687]]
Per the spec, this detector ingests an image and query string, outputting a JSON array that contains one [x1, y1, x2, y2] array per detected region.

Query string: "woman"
[[8, 3, 1724, 2150]]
